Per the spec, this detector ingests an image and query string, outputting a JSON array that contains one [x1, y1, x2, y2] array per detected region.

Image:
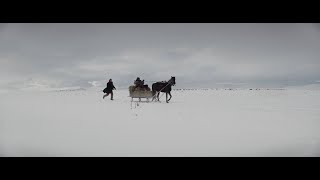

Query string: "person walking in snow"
[[103, 79, 116, 100]]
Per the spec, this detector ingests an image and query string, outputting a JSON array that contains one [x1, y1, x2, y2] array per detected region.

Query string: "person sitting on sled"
[[134, 77, 144, 88]]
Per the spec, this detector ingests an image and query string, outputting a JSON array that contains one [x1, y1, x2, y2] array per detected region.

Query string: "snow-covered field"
[[1, 88, 320, 156]]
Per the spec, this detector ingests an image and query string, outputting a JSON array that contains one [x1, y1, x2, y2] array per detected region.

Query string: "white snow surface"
[[1, 88, 320, 157]]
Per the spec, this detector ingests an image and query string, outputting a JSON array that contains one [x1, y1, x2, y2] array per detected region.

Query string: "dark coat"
[[103, 82, 116, 93]]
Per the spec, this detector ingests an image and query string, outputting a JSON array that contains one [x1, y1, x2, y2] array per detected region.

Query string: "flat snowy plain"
[[1, 87, 320, 156]]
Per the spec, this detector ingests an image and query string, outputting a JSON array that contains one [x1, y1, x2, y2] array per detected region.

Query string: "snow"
[[1, 88, 320, 157]]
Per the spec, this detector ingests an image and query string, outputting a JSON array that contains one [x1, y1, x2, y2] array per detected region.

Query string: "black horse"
[[152, 76, 176, 103]]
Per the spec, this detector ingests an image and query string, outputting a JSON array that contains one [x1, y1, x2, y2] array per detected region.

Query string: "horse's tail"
[[152, 90, 156, 96], [151, 83, 156, 92]]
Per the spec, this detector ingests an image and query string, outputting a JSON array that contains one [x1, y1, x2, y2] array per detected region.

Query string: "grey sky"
[[0, 23, 320, 89]]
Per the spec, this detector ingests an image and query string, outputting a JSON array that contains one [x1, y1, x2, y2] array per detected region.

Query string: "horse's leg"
[[152, 92, 156, 101], [154, 92, 157, 101], [157, 92, 160, 101], [167, 91, 172, 102], [166, 92, 168, 103]]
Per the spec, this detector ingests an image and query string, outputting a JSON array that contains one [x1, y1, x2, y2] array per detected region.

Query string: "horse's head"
[[170, 76, 176, 86]]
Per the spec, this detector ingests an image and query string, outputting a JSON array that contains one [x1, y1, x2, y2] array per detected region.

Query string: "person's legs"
[[110, 91, 113, 100], [103, 93, 109, 99]]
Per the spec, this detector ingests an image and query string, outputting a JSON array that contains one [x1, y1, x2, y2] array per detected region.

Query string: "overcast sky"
[[0, 23, 320, 89]]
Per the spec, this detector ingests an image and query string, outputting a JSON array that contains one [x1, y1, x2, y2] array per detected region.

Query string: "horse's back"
[[152, 82, 170, 92]]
